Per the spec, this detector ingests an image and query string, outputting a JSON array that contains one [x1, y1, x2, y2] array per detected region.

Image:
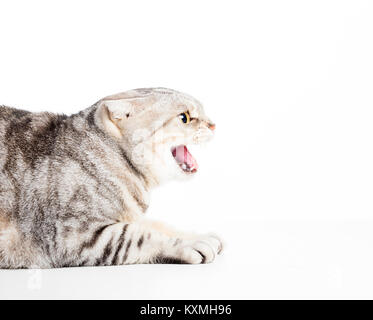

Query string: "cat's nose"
[[208, 123, 216, 131]]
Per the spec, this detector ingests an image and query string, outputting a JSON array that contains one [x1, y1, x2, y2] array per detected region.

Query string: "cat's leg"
[[74, 221, 222, 266], [139, 219, 224, 255]]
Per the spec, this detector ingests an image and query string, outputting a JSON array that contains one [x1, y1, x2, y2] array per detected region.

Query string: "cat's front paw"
[[179, 234, 224, 264]]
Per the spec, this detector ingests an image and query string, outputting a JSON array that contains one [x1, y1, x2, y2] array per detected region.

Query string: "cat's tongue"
[[172, 145, 198, 173]]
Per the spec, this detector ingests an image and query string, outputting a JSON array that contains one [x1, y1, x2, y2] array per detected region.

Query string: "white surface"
[[2, 220, 373, 299], [1, 0, 373, 299]]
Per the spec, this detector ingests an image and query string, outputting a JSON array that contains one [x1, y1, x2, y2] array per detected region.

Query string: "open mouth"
[[171, 145, 198, 174]]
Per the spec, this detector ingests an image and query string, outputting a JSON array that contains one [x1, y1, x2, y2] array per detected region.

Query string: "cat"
[[0, 87, 223, 268]]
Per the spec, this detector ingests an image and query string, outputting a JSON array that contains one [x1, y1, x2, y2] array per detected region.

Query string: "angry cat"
[[0, 88, 223, 268]]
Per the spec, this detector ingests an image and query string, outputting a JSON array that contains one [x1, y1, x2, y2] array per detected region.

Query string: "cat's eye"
[[179, 111, 191, 124]]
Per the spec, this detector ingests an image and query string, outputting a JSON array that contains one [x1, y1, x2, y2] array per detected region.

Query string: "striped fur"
[[0, 88, 223, 268]]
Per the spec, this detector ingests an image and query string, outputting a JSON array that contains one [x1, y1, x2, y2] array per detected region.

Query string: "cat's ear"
[[98, 99, 134, 138]]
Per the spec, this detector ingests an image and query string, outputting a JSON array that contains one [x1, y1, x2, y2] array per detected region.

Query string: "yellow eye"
[[179, 111, 191, 124]]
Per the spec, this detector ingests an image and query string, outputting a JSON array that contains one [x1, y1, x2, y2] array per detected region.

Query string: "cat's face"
[[98, 88, 215, 184]]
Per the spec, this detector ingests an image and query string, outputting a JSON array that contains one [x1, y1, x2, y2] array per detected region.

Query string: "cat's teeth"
[[181, 164, 187, 170]]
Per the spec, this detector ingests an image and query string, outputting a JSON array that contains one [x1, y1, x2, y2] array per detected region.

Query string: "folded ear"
[[98, 99, 134, 138]]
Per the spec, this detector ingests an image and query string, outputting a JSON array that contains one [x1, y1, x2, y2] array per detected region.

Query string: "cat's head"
[[96, 88, 215, 185]]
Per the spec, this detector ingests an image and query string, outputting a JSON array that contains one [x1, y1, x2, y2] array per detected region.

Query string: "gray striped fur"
[[0, 88, 223, 268]]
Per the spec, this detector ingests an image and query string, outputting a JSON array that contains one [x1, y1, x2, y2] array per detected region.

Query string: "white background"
[[1, 0, 373, 299]]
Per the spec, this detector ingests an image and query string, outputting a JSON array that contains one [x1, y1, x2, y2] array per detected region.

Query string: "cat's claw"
[[179, 241, 216, 264], [205, 233, 225, 255], [177, 234, 224, 264]]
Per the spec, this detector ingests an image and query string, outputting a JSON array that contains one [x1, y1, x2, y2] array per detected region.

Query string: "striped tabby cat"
[[0, 88, 223, 268]]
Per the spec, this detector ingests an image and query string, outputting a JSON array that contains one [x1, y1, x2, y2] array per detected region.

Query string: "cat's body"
[[0, 88, 222, 268]]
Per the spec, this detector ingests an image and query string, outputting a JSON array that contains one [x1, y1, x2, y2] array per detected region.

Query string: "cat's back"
[[0, 105, 31, 120], [0, 105, 32, 167], [0, 105, 31, 138], [0, 105, 70, 210], [0, 105, 72, 164]]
